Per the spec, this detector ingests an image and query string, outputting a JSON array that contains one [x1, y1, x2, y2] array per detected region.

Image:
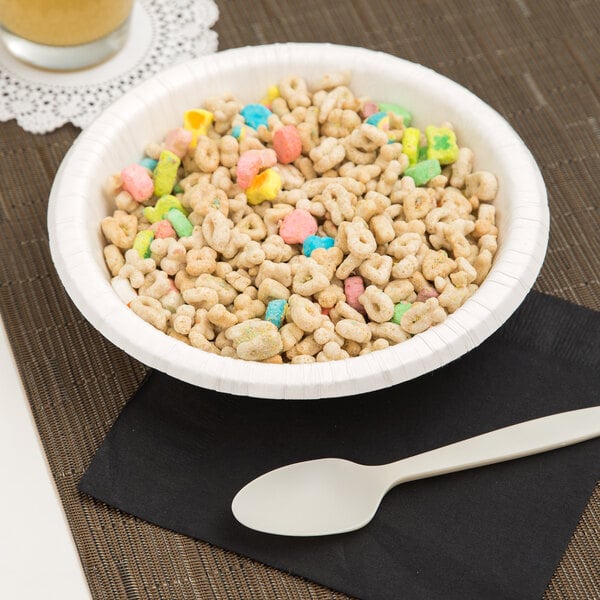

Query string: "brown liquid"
[[0, 0, 133, 47]]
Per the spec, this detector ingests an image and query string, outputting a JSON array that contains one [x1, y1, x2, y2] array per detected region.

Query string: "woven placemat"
[[0, 0, 598, 598]]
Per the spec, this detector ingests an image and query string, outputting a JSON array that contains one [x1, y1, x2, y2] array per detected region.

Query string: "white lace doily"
[[0, 0, 219, 133]]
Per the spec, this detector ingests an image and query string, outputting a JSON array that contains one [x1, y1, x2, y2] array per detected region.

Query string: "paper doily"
[[0, 0, 219, 134]]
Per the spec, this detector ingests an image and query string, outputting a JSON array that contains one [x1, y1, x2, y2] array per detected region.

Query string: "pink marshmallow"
[[416, 286, 439, 303], [361, 102, 378, 119], [344, 276, 366, 313], [151, 219, 176, 239], [164, 127, 193, 159], [121, 163, 154, 202], [236, 149, 277, 189], [278, 209, 318, 244], [273, 125, 302, 164]]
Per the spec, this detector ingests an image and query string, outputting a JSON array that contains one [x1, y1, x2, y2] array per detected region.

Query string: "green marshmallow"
[[404, 159, 441, 187], [133, 229, 154, 259], [418, 145, 428, 162], [153, 149, 180, 197], [143, 194, 187, 223], [166, 208, 193, 238], [391, 302, 412, 325], [378, 103, 412, 127]]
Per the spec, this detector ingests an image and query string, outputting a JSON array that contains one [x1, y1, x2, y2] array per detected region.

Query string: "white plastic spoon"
[[232, 406, 600, 536]]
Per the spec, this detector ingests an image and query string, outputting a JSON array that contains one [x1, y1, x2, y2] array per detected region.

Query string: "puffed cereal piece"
[[384, 279, 415, 303], [450, 147, 474, 189], [402, 188, 436, 221], [104, 244, 125, 277], [172, 304, 196, 336], [315, 283, 345, 309], [368, 322, 410, 344], [422, 249, 457, 281], [316, 341, 350, 362], [225, 319, 283, 361], [257, 278, 291, 304], [464, 171, 498, 202], [287, 294, 323, 332], [101, 210, 138, 249], [182, 286, 219, 311], [292, 258, 330, 296], [119, 249, 155, 289], [358, 254, 393, 286], [255, 260, 292, 288], [207, 304, 238, 329], [400, 297, 446, 334], [335, 319, 372, 344], [233, 293, 266, 322], [138, 270, 171, 300], [130, 296, 170, 332], [359, 285, 395, 323], [309, 137, 346, 174]]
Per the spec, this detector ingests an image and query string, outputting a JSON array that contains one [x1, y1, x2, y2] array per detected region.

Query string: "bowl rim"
[[48, 42, 549, 399]]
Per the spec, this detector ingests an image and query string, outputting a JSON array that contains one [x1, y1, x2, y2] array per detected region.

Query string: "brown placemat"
[[0, 0, 598, 598]]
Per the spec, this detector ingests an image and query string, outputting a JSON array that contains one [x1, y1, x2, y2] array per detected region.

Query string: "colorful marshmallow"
[[245, 168, 282, 205], [344, 276, 365, 313], [272, 125, 302, 164], [111, 276, 137, 306], [302, 235, 335, 257], [391, 301, 412, 324], [143, 195, 187, 223], [278, 209, 318, 244], [133, 229, 154, 259], [378, 103, 412, 126], [153, 149, 180, 197], [240, 103, 272, 129], [404, 159, 442, 186], [425, 125, 459, 165], [265, 299, 287, 328], [165, 207, 193, 238], [151, 219, 176, 239], [401, 127, 421, 166], [236, 149, 278, 189], [121, 163, 154, 202], [183, 109, 214, 148], [164, 127, 193, 159]]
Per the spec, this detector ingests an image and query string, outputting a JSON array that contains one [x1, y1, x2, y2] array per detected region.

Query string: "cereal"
[[245, 168, 282, 205], [241, 103, 272, 130], [183, 109, 214, 148], [265, 298, 287, 328], [153, 150, 180, 197], [166, 208, 194, 238], [302, 234, 335, 257], [144, 195, 187, 223], [279, 208, 318, 244], [273, 125, 302, 164], [100, 73, 499, 362], [404, 159, 442, 187], [425, 126, 459, 165], [133, 229, 154, 259], [121, 164, 154, 202]]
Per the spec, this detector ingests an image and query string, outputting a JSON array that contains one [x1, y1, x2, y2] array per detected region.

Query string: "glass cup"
[[0, 0, 134, 70]]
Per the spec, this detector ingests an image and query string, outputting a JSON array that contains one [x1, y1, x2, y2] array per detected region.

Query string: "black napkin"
[[79, 291, 600, 600]]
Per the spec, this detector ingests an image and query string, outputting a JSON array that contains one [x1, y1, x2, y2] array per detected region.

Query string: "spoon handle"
[[385, 406, 600, 487]]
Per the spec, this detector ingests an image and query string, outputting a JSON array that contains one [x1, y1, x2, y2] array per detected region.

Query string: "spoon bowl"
[[232, 459, 389, 536]]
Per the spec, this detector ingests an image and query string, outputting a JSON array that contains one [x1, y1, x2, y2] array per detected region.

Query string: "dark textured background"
[[0, 0, 598, 598]]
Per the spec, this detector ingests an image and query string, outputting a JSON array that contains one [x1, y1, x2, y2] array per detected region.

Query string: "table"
[[0, 0, 598, 598]]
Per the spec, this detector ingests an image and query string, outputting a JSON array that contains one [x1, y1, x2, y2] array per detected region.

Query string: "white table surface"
[[0, 316, 91, 600]]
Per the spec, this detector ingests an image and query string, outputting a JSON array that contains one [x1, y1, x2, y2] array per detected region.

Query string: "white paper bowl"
[[48, 43, 548, 399]]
